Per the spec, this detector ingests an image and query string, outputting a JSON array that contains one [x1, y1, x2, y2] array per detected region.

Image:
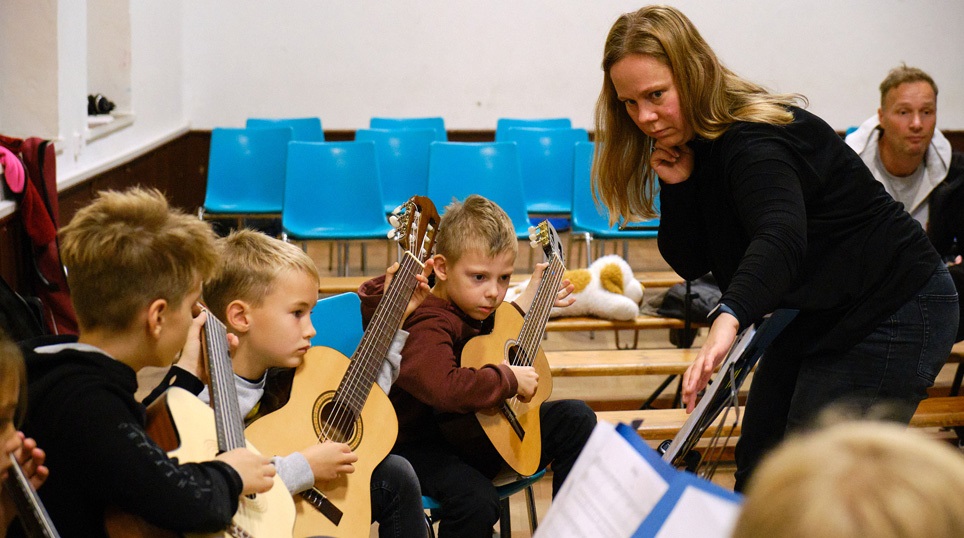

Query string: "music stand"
[[657, 309, 798, 471]]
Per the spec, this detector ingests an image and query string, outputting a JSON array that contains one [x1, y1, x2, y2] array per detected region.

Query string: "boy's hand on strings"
[[217, 448, 277, 496], [508, 364, 539, 403], [301, 441, 357, 482], [383, 258, 434, 324], [12, 432, 48, 491], [681, 313, 739, 412]]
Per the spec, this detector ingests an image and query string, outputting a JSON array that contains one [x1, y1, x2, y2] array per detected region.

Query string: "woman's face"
[[610, 53, 693, 148]]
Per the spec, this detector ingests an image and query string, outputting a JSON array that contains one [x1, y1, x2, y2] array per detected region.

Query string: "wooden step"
[[597, 396, 964, 442], [547, 348, 698, 377]]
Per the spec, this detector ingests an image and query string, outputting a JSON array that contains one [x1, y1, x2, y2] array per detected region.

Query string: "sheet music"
[[652, 486, 741, 538], [535, 422, 671, 538]]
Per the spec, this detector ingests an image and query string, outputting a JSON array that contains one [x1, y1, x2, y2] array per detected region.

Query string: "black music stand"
[[656, 309, 799, 474]]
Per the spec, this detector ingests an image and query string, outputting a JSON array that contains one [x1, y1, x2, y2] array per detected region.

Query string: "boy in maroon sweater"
[[359, 195, 596, 538]]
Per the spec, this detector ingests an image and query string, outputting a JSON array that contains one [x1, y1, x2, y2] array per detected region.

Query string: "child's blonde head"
[[59, 187, 219, 332], [733, 420, 964, 538], [0, 329, 27, 428], [435, 195, 517, 264], [203, 229, 320, 321]]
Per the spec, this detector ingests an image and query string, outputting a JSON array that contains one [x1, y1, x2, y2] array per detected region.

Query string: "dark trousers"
[[395, 399, 596, 538], [734, 265, 958, 491], [370, 454, 426, 538]]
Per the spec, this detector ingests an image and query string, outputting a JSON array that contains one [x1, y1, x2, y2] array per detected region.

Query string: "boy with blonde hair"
[[15, 188, 275, 536], [146, 228, 430, 537], [733, 420, 964, 537], [359, 194, 596, 538]]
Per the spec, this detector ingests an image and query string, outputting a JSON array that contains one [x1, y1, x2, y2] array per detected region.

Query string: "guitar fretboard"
[[514, 253, 566, 366], [203, 312, 248, 452], [322, 251, 422, 443], [4, 452, 61, 537]]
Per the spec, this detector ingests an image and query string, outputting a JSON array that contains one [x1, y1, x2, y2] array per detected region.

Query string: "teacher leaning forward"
[[592, 5, 958, 491]]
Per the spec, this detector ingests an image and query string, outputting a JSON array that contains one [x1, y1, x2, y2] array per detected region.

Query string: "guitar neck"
[[329, 252, 421, 430], [4, 452, 61, 538], [514, 254, 565, 366], [203, 313, 248, 453]]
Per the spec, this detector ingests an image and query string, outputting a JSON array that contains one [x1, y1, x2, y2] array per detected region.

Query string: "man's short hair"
[[880, 63, 938, 106], [202, 229, 320, 321], [59, 187, 218, 332], [434, 195, 518, 264]]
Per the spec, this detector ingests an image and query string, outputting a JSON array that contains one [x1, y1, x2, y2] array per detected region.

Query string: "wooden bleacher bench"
[[547, 348, 698, 377], [596, 396, 964, 444], [317, 270, 684, 295]]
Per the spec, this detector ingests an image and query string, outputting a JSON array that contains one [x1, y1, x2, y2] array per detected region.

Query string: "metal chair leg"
[[525, 485, 539, 533], [499, 497, 512, 537]]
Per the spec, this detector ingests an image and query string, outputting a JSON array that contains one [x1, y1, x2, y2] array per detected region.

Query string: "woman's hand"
[[681, 312, 739, 412], [651, 141, 694, 184]]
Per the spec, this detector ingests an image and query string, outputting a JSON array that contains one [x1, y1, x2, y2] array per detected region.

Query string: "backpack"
[[0, 134, 78, 335]]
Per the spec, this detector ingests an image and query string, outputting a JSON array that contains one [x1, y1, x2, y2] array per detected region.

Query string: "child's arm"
[[511, 262, 575, 314], [263, 442, 358, 495], [376, 259, 433, 394]]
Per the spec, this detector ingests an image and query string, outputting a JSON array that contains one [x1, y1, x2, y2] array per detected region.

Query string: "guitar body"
[[153, 387, 296, 538], [245, 347, 398, 538], [459, 303, 553, 476]]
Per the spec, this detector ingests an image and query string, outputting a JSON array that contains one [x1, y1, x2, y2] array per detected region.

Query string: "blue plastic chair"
[[426, 142, 532, 240], [369, 117, 447, 141], [503, 127, 589, 218], [570, 141, 659, 267], [201, 127, 294, 224], [494, 117, 572, 142], [354, 128, 435, 214], [282, 141, 393, 275], [423, 469, 546, 538], [309, 292, 363, 355], [246, 117, 324, 142]]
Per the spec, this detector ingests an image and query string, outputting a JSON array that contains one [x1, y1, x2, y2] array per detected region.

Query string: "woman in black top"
[[593, 5, 958, 491]]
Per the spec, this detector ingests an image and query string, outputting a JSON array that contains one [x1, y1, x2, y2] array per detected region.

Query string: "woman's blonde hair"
[[733, 420, 964, 538], [593, 5, 805, 222]]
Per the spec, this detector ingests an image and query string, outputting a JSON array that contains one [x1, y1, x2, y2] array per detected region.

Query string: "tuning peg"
[[387, 229, 398, 239], [389, 215, 401, 228], [392, 205, 402, 215], [529, 239, 540, 248]]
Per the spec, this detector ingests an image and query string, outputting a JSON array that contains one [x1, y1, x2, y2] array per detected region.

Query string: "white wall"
[[54, 0, 186, 188], [182, 0, 964, 132]]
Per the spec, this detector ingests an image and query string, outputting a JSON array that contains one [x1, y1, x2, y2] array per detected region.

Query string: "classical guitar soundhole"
[[311, 391, 363, 450]]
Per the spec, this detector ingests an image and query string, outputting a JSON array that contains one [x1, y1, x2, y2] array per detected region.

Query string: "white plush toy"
[[506, 254, 644, 320]]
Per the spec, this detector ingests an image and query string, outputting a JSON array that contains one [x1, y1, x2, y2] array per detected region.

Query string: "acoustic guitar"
[[4, 452, 60, 538], [449, 220, 566, 476], [244, 195, 439, 538], [106, 310, 297, 538]]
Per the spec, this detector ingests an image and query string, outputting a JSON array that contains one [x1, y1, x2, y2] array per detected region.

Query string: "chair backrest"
[[354, 127, 435, 213], [571, 141, 658, 237], [427, 141, 531, 239], [369, 116, 447, 141], [495, 117, 572, 142], [503, 127, 588, 215], [246, 117, 324, 141], [282, 141, 391, 239], [309, 292, 363, 356], [204, 126, 293, 214]]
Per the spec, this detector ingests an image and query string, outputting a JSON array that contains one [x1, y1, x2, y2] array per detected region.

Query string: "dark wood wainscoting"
[[2, 128, 963, 294]]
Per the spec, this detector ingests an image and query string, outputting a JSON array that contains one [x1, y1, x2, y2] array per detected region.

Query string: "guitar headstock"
[[528, 220, 565, 265], [388, 195, 440, 263]]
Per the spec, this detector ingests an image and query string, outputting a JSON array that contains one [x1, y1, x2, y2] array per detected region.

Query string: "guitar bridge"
[[301, 487, 344, 525], [499, 401, 526, 441]]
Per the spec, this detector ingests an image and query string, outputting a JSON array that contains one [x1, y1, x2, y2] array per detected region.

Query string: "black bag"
[[0, 276, 46, 341], [657, 273, 722, 322]]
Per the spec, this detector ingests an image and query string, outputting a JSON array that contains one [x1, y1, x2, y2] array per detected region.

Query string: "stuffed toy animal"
[[506, 254, 644, 320]]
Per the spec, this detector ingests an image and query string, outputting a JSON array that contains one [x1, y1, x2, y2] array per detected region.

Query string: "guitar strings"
[[318, 252, 421, 444]]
